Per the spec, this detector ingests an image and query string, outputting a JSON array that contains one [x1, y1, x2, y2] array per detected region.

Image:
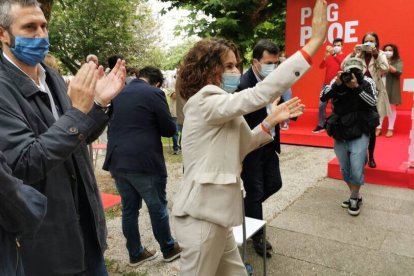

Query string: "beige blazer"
[[172, 51, 311, 227]]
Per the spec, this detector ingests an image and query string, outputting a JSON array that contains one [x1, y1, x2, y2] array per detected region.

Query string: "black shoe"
[[341, 197, 362, 208], [368, 159, 376, 168], [163, 242, 182, 262], [252, 237, 272, 258], [252, 236, 272, 250], [129, 248, 158, 267], [312, 125, 325, 133], [348, 198, 361, 216]]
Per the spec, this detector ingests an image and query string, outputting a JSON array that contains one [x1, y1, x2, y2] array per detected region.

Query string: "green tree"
[[161, 38, 199, 70], [48, 0, 161, 74], [159, 0, 286, 64]]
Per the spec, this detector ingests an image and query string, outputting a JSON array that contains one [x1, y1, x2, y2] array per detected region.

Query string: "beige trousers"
[[175, 216, 248, 276]]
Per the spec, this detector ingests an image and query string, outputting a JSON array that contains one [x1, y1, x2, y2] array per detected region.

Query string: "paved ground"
[[100, 144, 414, 276], [248, 178, 414, 276]]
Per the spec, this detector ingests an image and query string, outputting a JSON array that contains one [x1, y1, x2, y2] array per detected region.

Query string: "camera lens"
[[340, 72, 352, 83]]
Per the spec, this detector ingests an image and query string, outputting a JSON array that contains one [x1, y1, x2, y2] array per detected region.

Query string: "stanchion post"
[[403, 79, 414, 168]]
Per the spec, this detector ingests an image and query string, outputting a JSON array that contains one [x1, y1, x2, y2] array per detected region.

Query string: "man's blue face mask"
[[221, 73, 241, 93], [259, 63, 276, 78], [9, 34, 50, 66]]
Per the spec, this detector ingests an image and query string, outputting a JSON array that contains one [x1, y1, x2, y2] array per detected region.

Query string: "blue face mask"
[[10, 36, 50, 66], [259, 63, 276, 78], [221, 73, 241, 93]]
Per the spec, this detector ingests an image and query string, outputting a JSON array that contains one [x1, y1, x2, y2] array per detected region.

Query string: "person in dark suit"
[[103, 66, 182, 266], [238, 39, 282, 257], [0, 151, 47, 276]]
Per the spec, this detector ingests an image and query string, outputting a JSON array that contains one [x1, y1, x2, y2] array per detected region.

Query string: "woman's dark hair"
[[176, 38, 240, 100], [362, 32, 380, 48], [107, 55, 123, 70], [382, 43, 401, 62]]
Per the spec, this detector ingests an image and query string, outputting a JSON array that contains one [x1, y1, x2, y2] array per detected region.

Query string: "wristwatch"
[[94, 99, 111, 113]]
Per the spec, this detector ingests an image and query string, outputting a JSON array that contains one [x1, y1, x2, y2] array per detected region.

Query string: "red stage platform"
[[280, 108, 414, 189]]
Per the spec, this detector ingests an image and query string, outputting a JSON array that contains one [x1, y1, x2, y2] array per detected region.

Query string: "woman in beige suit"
[[172, 1, 328, 275], [345, 32, 390, 168]]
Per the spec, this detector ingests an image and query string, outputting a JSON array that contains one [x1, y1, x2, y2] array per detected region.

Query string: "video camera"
[[360, 42, 375, 52], [340, 71, 353, 83]]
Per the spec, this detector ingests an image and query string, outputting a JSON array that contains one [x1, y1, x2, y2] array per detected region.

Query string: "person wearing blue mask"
[[237, 39, 283, 258], [0, 0, 126, 275], [172, 0, 328, 274]]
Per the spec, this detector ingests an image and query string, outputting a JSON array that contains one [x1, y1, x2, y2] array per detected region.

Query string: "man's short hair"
[[333, 38, 343, 44], [252, 39, 280, 61], [138, 66, 164, 87], [107, 55, 123, 70], [0, 0, 41, 28]]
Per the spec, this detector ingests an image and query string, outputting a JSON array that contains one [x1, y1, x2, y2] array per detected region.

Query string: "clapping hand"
[[68, 62, 99, 114], [94, 59, 126, 106]]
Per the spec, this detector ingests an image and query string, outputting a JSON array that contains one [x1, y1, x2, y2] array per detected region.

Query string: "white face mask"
[[259, 63, 277, 78], [333, 46, 342, 54], [385, 51, 393, 59]]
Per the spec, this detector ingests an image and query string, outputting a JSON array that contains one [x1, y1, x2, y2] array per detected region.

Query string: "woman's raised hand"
[[302, 0, 328, 57]]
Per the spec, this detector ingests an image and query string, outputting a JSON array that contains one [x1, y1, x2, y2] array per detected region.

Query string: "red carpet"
[[100, 192, 121, 210], [281, 109, 414, 189]]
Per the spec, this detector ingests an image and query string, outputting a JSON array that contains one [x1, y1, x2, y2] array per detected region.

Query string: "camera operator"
[[321, 58, 378, 216]]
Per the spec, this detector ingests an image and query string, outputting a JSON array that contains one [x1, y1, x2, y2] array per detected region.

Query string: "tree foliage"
[[161, 38, 199, 70], [48, 0, 161, 74], [159, 0, 286, 63]]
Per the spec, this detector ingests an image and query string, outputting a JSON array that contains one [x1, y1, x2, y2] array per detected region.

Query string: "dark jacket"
[[0, 152, 47, 276], [103, 79, 176, 176], [321, 76, 378, 140], [0, 54, 108, 275], [237, 68, 281, 153]]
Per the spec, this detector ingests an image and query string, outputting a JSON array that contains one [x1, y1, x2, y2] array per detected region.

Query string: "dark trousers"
[[241, 146, 282, 237], [368, 129, 376, 159], [111, 171, 175, 258], [77, 183, 108, 276], [172, 118, 181, 151]]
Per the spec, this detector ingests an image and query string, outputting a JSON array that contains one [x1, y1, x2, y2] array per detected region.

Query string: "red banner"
[[286, 0, 413, 110]]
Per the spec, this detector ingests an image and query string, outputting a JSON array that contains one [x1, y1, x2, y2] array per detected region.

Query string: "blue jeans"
[[334, 134, 369, 185], [318, 85, 330, 127], [111, 171, 175, 258], [177, 124, 183, 148], [172, 118, 181, 151]]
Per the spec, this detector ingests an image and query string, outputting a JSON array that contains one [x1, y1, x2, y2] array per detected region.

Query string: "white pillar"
[[403, 79, 414, 168]]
